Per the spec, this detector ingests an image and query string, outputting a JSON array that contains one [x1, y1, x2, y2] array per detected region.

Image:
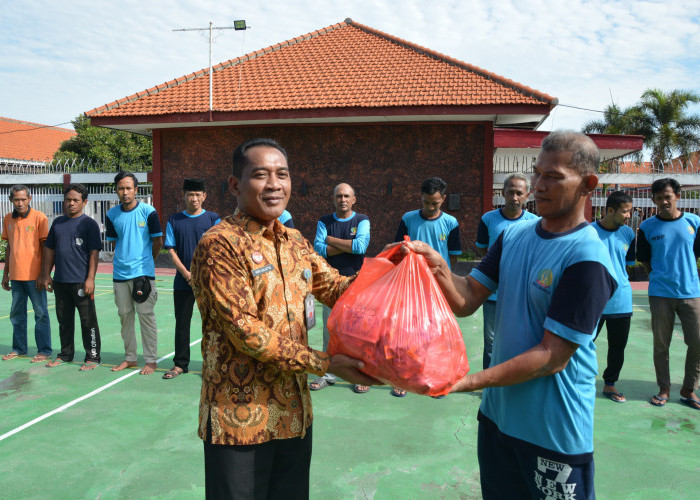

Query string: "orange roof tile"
[[0, 117, 75, 162], [86, 19, 555, 118]]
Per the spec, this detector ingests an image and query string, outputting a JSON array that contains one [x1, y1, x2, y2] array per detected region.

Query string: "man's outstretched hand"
[[327, 354, 383, 387]]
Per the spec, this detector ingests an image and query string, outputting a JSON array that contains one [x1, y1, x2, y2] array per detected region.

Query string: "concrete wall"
[[158, 122, 486, 256]]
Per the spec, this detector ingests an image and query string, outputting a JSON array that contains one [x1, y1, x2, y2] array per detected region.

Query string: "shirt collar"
[[11, 207, 31, 218], [233, 208, 289, 240]]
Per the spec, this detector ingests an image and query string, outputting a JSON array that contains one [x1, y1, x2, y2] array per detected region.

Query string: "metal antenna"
[[173, 20, 251, 116]]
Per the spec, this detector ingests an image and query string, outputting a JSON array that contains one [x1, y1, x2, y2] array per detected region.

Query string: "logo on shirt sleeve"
[[75, 237, 83, 246], [689, 225, 696, 235]]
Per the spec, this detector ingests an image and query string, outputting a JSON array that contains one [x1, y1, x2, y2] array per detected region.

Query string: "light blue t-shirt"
[[394, 210, 461, 269], [470, 220, 616, 457], [278, 210, 294, 228], [593, 221, 636, 317], [106, 202, 163, 280], [476, 208, 539, 301], [637, 213, 700, 299]]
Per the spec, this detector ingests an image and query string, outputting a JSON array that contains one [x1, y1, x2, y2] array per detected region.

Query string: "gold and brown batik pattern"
[[191, 209, 352, 445]]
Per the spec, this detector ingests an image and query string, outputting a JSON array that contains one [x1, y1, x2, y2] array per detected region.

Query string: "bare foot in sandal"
[[80, 361, 100, 371], [163, 366, 184, 379], [111, 360, 138, 372], [46, 358, 68, 368], [140, 362, 157, 375]]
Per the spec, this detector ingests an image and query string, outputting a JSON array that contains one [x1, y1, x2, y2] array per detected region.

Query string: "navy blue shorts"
[[477, 418, 595, 499]]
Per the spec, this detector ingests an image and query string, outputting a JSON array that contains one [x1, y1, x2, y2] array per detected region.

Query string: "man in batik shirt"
[[190, 138, 376, 500]]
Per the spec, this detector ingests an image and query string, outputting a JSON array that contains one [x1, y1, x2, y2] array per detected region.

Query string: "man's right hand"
[[327, 354, 383, 387], [1, 276, 10, 291]]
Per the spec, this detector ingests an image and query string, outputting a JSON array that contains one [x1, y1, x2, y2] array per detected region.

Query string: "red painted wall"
[[158, 123, 486, 256]]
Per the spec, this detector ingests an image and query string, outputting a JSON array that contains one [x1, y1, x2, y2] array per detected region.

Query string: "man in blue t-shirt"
[[41, 184, 103, 370], [403, 132, 616, 499], [105, 172, 163, 376], [393, 176, 461, 398], [637, 178, 700, 411], [592, 191, 636, 403], [476, 173, 538, 370], [310, 183, 370, 393], [162, 178, 220, 379], [394, 177, 461, 269]]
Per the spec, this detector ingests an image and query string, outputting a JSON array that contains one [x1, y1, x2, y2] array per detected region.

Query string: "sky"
[[2, 0, 699, 133]]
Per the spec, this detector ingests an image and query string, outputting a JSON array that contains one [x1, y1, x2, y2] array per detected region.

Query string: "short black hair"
[[605, 191, 632, 210], [651, 177, 681, 196], [65, 183, 88, 201], [420, 177, 447, 196], [232, 138, 288, 178], [114, 171, 138, 188]]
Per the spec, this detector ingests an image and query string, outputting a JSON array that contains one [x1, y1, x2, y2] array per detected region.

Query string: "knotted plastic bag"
[[327, 238, 469, 396]]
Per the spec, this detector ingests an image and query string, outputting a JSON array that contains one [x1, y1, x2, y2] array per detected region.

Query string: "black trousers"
[[173, 289, 196, 371], [54, 282, 101, 363], [203, 426, 312, 500], [594, 316, 631, 385]]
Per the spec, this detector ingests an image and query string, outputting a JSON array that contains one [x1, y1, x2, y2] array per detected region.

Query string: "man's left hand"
[[450, 373, 478, 393], [327, 354, 383, 386]]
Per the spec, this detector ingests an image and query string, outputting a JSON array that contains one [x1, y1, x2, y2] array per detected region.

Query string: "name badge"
[[252, 264, 274, 277], [304, 294, 316, 330]]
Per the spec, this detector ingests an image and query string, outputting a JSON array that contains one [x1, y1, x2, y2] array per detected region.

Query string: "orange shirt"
[[2, 208, 48, 280], [191, 209, 352, 446]]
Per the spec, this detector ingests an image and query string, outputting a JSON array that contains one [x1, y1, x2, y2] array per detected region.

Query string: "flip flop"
[[679, 397, 700, 411], [603, 391, 626, 403], [162, 367, 184, 379], [353, 384, 370, 393], [31, 353, 51, 363], [309, 377, 334, 391], [391, 388, 407, 398], [650, 395, 668, 407], [46, 358, 69, 368], [2, 351, 20, 361], [80, 361, 101, 371]]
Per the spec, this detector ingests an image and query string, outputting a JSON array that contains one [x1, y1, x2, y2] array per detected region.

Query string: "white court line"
[[0, 338, 203, 442]]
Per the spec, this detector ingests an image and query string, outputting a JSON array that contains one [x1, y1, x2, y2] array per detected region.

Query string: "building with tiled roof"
[[86, 19, 641, 252], [0, 117, 75, 164]]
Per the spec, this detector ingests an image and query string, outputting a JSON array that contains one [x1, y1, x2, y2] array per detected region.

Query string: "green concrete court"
[[0, 272, 698, 499]]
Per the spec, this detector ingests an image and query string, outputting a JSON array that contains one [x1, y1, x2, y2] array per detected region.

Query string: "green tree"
[[582, 103, 649, 136], [637, 89, 700, 165], [53, 114, 152, 171]]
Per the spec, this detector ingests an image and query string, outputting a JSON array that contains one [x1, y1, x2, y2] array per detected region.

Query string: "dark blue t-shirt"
[[313, 212, 370, 276], [164, 210, 220, 290], [45, 214, 103, 283]]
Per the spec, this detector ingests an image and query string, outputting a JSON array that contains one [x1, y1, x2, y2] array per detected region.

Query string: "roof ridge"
[[0, 116, 75, 133], [85, 20, 351, 117], [346, 19, 556, 105]]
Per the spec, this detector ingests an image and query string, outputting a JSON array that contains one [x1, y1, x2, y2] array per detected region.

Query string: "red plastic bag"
[[327, 238, 469, 396]]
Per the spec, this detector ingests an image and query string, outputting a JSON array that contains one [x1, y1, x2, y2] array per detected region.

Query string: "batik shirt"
[[190, 209, 352, 446]]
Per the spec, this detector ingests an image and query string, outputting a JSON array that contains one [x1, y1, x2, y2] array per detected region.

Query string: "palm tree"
[[582, 103, 648, 136], [637, 89, 700, 165]]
